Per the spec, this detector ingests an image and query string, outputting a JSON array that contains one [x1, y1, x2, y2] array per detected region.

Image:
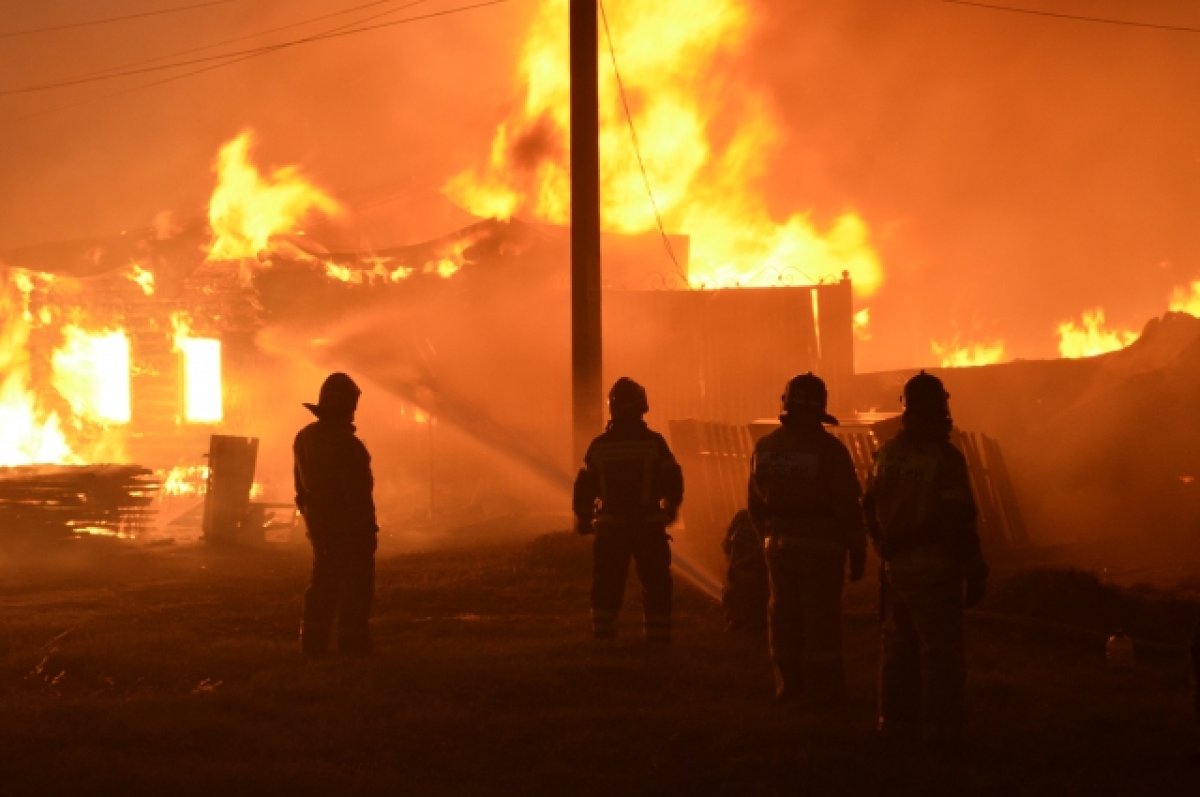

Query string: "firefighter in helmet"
[[748, 373, 866, 704], [573, 377, 684, 642], [864, 370, 988, 742], [294, 372, 379, 657]]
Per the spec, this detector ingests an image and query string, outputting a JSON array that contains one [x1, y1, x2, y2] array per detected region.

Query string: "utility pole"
[[570, 0, 603, 466]]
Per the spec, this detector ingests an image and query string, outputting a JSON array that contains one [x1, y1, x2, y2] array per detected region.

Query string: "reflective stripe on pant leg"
[[901, 566, 965, 731], [879, 571, 921, 729], [337, 535, 376, 654], [635, 531, 672, 641], [801, 553, 847, 701], [591, 530, 633, 637], [766, 547, 805, 700], [301, 536, 337, 654]]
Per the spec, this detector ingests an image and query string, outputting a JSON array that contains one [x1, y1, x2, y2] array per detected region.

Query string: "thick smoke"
[[749, 0, 1200, 369]]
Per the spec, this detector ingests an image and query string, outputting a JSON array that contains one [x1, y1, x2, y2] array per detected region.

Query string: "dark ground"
[[0, 531, 1197, 796]]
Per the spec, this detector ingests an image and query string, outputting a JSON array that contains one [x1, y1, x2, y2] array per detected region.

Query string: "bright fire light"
[[1169, 280, 1200, 317], [207, 130, 342, 261], [1057, 309, 1137, 359], [0, 273, 74, 464], [51, 325, 132, 424], [127, 263, 156, 296], [172, 313, 223, 423], [930, 337, 1007, 368], [446, 0, 883, 294], [853, 308, 871, 341]]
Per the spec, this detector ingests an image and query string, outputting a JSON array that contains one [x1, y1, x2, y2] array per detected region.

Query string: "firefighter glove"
[[963, 575, 987, 608]]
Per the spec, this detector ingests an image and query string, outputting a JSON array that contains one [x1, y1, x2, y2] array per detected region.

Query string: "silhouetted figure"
[[721, 509, 768, 633], [294, 372, 379, 657], [573, 378, 683, 642], [864, 370, 988, 744], [748, 373, 866, 705]]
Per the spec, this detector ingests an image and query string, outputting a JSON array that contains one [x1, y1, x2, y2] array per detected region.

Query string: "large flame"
[[0, 272, 74, 465], [1169, 280, 1200, 317], [1057, 308, 1137, 359], [207, 131, 342, 261], [447, 0, 882, 293], [172, 313, 223, 424], [51, 325, 132, 424]]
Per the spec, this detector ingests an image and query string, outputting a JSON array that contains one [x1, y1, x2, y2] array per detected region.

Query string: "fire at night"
[[2, 1, 1200, 794]]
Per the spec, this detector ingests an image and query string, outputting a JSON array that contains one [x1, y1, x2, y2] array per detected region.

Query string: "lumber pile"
[[0, 465, 160, 543]]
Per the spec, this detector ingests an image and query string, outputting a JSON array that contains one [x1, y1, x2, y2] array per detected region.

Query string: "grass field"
[[1, 531, 1198, 796]]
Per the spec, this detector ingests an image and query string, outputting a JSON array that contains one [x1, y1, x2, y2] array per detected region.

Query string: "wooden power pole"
[[570, 0, 603, 466]]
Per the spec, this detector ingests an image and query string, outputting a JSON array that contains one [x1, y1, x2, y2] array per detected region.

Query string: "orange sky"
[[1, 0, 1198, 371]]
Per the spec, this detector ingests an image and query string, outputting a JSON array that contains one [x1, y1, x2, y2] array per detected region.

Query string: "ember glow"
[[447, 0, 882, 294], [1057, 308, 1137, 359], [207, 131, 342, 262], [51, 325, 132, 425], [161, 464, 209, 497], [172, 314, 222, 424], [1169, 280, 1200, 317], [930, 337, 1007, 368], [127, 263, 156, 296], [853, 308, 871, 342]]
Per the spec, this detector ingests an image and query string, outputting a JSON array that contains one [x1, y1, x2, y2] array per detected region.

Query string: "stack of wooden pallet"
[[0, 465, 160, 543]]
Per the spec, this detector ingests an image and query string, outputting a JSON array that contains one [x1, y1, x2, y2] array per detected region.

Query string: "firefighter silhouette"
[[748, 373, 866, 704], [294, 372, 379, 657], [864, 370, 988, 743], [573, 378, 684, 642]]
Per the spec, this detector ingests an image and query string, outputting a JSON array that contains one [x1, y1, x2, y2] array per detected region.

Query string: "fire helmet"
[[608, 377, 649, 418], [780, 372, 839, 425], [902, 370, 950, 415], [303, 372, 361, 418]]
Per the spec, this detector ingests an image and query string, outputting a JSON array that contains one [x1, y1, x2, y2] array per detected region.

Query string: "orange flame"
[[171, 313, 222, 423], [126, 263, 156, 296], [447, 0, 882, 294], [1057, 308, 1137, 359], [51, 325, 132, 424], [853, 308, 871, 342], [207, 131, 342, 261], [0, 271, 73, 465], [1169, 280, 1200, 317], [930, 337, 1006, 368]]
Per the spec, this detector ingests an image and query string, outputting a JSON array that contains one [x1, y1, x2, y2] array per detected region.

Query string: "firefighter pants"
[[764, 541, 846, 703], [879, 556, 965, 734], [302, 532, 377, 655], [591, 524, 672, 641]]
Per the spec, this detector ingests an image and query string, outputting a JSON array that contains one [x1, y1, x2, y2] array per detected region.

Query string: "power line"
[[2, 0, 438, 97], [7, 0, 508, 122], [942, 0, 1200, 34], [0, 0, 237, 39], [71, 0, 415, 83], [598, 0, 690, 288]]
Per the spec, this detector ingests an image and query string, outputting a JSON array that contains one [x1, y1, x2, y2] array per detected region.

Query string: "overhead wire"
[[1, 0, 443, 97], [941, 0, 1200, 34], [68, 0, 420, 83], [0, 0, 237, 39], [6, 0, 508, 121], [597, 0, 690, 288]]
